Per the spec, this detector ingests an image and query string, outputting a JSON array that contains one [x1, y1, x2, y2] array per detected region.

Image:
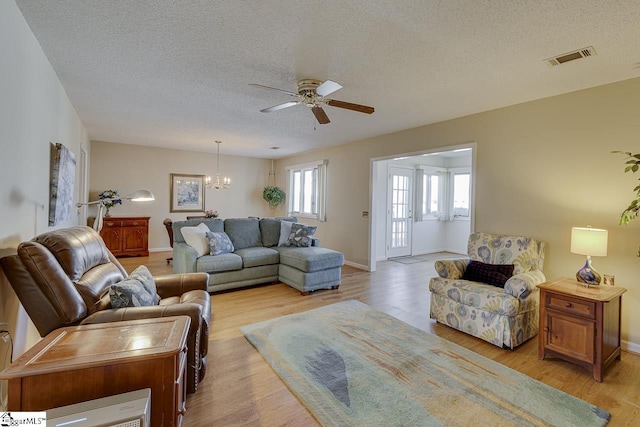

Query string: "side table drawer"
[[546, 295, 595, 319]]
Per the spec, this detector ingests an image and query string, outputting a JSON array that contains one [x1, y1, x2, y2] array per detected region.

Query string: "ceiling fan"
[[249, 79, 374, 124]]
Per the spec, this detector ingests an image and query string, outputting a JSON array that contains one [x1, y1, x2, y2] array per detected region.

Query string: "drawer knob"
[[106, 222, 114, 227], [133, 221, 139, 226], [565, 302, 572, 308], [543, 327, 549, 332]]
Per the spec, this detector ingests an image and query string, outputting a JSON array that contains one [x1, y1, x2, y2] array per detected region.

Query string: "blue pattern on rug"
[[241, 300, 610, 427], [306, 345, 351, 407]]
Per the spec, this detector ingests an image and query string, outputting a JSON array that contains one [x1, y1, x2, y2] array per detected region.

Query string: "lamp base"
[[575, 257, 601, 286]]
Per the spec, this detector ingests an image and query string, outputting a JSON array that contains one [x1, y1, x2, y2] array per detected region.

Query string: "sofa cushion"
[[224, 218, 262, 250], [277, 247, 344, 273], [197, 253, 243, 273], [181, 223, 211, 257], [234, 247, 280, 268], [429, 277, 524, 317], [260, 217, 297, 247], [206, 231, 234, 255], [286, 223, 317, 247], [461, 261, 514, 288]]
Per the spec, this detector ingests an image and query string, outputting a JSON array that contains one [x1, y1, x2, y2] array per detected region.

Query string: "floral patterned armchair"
[[429, 232, 546, 348]]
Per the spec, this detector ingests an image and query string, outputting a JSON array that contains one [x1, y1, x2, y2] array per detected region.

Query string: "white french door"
[[386, 166, 413, 258]]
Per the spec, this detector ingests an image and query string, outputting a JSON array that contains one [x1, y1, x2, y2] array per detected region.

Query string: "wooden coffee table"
[[0, 316, 190, 427]]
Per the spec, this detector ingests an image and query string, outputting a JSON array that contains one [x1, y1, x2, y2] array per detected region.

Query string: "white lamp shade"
[[570, 227, 608, 257]]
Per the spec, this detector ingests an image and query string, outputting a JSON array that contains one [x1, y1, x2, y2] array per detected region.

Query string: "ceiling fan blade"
[[260, 101, 301, 113], [249, 83, 298, 97], [316, 80, 342, 97], [324, 99, 375, 114], [311, 106, 330, 124]]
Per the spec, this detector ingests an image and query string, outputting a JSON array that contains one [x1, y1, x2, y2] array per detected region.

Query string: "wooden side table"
[[0, 316, 190, 427], [538, 277, 627, 382]]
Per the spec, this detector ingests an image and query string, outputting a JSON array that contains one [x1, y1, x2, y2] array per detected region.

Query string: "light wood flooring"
[[120, 252, 640, 426]]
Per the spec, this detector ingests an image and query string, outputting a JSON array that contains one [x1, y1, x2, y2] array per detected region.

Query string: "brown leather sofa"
[[0, 226, 210, 393]]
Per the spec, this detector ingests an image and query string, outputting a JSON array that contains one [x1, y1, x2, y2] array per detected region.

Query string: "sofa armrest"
[[434, 258, 470, 279], [155, 273, 209, 299], [173, 242, 198, 274], [504, 270, 546, 299]]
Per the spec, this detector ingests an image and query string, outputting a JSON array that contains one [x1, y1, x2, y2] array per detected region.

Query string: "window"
[[452, 171, 470, 218], [287, 160, 327, 221], [421, 172, 439, 218]]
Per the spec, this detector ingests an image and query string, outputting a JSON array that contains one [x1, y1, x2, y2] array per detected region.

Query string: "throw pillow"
[[286, 223, 317, 247], [462, 260, 515, 288], [127, 265, 160, 304], [110, 278, 159, 308], [278, 220, 295, 246], [206, 231, 235, 255], [180, 222, 211, 257]]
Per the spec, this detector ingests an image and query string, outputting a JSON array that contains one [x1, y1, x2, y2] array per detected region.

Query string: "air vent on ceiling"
[[545, 46, 596, 67]]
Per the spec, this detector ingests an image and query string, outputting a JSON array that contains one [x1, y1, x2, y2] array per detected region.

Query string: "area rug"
[[240, 300, 610, 427]]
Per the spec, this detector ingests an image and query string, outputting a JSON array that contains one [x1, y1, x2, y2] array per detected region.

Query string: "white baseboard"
[[344, 260, 370, 271], [149, 247, 172, 253], [622, 339, 640, 355]]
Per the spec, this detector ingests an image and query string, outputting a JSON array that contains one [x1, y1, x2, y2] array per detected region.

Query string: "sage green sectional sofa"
[[172, 217, 344, 294]]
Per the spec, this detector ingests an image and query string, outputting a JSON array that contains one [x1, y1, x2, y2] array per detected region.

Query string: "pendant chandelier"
[[205, 140, 231, 190]]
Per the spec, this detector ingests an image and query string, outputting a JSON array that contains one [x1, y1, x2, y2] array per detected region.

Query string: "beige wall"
[[89, 141, 276, 249], [0, 0, 90, 361], [278, 77, 640, 350]]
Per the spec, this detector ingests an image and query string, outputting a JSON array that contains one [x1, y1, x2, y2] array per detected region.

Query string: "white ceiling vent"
[[545, 46, 597, 67]]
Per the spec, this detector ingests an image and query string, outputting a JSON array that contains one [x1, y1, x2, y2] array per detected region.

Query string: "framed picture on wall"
[[170, 173, 205, 212]]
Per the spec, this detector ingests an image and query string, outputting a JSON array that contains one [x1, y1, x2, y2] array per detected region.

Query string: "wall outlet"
[[362, 211, 369, 218]]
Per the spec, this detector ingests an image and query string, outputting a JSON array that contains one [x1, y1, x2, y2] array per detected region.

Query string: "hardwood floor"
[[120, 252, 640, 426]]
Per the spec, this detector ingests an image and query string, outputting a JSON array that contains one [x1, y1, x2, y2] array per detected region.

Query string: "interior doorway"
[[369, 144, 475, 271]]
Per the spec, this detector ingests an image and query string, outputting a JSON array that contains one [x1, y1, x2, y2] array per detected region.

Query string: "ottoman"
[[276, 246, 345, 295]]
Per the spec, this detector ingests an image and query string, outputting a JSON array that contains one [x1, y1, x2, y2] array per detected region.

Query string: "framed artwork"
[[49, 142, 76, 226], [170, 173, 205, 213]]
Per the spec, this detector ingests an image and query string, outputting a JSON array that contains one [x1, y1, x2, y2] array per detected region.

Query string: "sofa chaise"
[[172, 217, 344, 294]]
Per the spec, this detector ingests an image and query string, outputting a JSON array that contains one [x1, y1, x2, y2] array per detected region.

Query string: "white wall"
[[89, 141, 276, 249], [277, 77, 640, 350], [0, 1, 90, 361]]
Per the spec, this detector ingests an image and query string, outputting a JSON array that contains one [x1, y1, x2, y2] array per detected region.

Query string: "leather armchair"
[[0, 226, 210, 394]]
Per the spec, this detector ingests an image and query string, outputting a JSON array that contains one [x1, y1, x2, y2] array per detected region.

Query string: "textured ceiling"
[[16, 0, 640, 158]]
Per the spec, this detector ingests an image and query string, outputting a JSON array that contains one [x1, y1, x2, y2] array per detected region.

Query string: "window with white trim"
[[421, 172, 440, 219], [287, 160, 327, 221], [452, 171, 470, 218]]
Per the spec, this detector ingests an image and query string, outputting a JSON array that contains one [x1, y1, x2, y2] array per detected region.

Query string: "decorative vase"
[[104, 207, 111, 217]]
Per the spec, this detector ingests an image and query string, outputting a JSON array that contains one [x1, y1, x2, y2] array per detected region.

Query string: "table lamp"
[[570, 226, 608, 286], [77, 189, 155, 231]]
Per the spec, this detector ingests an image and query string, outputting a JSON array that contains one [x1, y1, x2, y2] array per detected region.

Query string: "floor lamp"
[[77, 189, 155, 232]]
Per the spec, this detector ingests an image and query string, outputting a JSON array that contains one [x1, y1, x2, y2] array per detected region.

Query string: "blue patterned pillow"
[[286, 223, 317, 247], [462, 261, 514, 288], [206, 231, 235, 255], [109, 265, 160, 308]]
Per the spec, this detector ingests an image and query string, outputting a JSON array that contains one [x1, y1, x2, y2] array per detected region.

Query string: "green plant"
[[263, 186, 285, 208], [612, 151, 640, 257]]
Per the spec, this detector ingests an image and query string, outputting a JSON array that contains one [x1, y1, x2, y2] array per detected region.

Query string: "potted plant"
[[263, 186, 285, 208], [613, 151, 640, 257]]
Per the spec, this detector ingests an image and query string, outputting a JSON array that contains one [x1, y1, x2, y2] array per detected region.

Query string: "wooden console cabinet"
[[538, 277, 627, 382], [92, 216, 150, 257], [0, 316, 190, 427]]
